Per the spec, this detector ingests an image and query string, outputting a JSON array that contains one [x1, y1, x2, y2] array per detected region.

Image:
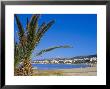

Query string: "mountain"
[[72, 54, 97, 59], [33, 54, 97, 61]]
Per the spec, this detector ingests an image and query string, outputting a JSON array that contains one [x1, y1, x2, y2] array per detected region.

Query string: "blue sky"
[[14, 14, 97, 60]]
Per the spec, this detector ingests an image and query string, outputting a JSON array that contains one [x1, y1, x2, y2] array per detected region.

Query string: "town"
[[32, 55, 97, 64]]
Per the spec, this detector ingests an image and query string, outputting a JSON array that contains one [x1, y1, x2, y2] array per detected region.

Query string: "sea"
[[32, 64, 90, 70]]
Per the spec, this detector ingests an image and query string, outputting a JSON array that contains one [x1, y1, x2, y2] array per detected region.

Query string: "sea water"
[[32, 64, 90, 70]]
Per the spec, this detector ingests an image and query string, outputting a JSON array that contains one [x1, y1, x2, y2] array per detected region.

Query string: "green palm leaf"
[[27, 15, 39, 42], [27, 14, 40, 33], [15, 14, 27, 48], [36, 45, 73, 56], [35, 20, 55, 46], [26, 15, 40, 55], [14, 42, 25, 68], [15, 14, 24, 39]]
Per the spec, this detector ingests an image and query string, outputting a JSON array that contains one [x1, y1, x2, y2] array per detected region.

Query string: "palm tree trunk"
[[14, 59, 33, 76], [22, 59, 33, 76]]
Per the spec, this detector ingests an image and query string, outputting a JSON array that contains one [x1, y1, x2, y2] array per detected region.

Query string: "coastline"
[[32, 66, 97, 76]]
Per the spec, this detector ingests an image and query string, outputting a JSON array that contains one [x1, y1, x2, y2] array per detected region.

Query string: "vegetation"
[[14, 14, 72, 76]]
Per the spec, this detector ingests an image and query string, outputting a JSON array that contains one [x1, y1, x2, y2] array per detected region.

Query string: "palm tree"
[[14, 14, 72, 76]]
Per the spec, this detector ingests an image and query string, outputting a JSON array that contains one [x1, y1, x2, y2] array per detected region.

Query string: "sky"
[[14, 14, 97, 60]]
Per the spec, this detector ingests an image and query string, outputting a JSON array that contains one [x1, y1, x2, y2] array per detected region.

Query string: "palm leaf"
[[14, 42, 20, 68], [15, 14, 27, 49], [14, 42, 25, 68], [26, 15, 40, 51], [27, 14, 40, 33], [29, 20, 55, 54], [27, 14, 38, 32], [37, 22, 46, 33], [15, 14, 24, 39], [26, 17, 29, 30], [35, 20, 55, 46], [36, 45, 73, 56]]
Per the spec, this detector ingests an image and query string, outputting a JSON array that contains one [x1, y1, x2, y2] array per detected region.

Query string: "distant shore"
[[32, 65, 97, 76]]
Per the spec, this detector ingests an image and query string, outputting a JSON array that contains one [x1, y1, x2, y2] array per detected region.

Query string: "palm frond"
[[26, 17, 29, 30], [14, 42, 20, 68], [14, 41, 26, 68], [28, 20, 55, 54], [15, 14, 24, 39], [27, 14, 40, 33], [27, 15, 40, 49], [37, 22, 46, 33], [35, 20, 55, 46], [15, 14, 27, 50], [36, 45, 73, 56]]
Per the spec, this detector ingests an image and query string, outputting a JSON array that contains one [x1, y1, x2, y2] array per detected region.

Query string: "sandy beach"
[[32, 66, 97, 76]]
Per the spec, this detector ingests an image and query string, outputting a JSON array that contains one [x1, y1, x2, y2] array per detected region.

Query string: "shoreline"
[[32, 66, 97, 76]]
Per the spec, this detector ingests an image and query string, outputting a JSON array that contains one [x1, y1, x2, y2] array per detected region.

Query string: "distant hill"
[[34, 54, 97, 61], [72, 54, 97, 59]]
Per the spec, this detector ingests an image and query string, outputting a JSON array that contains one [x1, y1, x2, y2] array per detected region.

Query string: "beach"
[[32, 66, 97, 76]]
